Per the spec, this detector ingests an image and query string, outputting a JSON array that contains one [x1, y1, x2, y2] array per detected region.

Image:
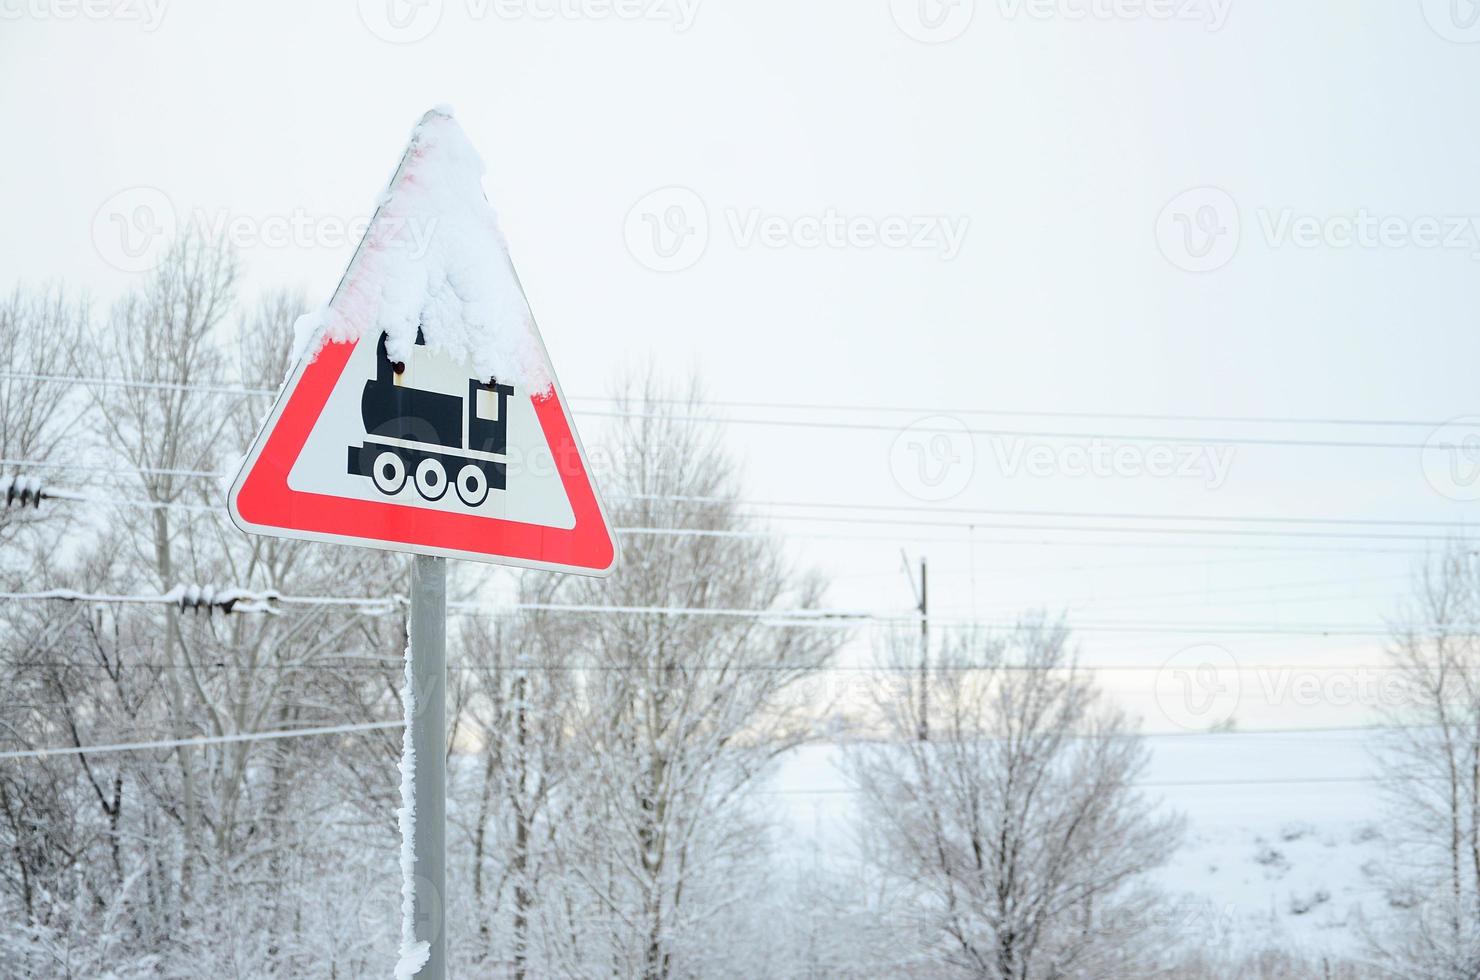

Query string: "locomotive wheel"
[[371, 450, 407, 495], [455, 463, 489, 507], [414, 457, 449, 501]]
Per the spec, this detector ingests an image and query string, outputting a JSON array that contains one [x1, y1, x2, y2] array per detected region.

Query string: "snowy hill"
[[1146, 731, 1386, 961]]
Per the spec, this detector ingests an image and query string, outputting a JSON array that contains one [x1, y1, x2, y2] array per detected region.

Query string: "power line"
[[0, 371, 274, 398], [640, 494, 1479, 531], [1136, 774, 1387, 788], [8, 370, 1475, 431], [1142, 723, 1431, 738], [10, 458, 1470, 532], [0, 458, 224, 480], [578, 410, 1450, 452], [0, 720, 401, 761], [6, 473, 1471, 546], [572, 393, 1479, 432], [2, 371, 1467, 450], [726, 512, 1463, 544], [0, 721, 1435, 767], [760, 774, 1397, 794], [0, 588, 877, 622], [12, 494, 1448, 551], [0, 586, 1450, 635], [0, 659, 1416, 671], [0, 723, 1399, 790]]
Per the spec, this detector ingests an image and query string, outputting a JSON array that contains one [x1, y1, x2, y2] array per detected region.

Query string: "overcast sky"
[[4, 0, 1479, 733]]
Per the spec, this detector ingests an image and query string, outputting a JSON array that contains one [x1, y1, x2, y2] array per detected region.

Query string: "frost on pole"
[[227, 107, 617, 576], [394, 641, 430, 980]]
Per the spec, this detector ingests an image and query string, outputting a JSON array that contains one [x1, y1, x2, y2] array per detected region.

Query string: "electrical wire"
[[5, 459, 1470, 534], [0, 720, 401, 761], [757, 774, 1413, 794], [5, 475, 1471, 546], [7, 370, 1476, 431], [0, 658, 1421, 672], [0, 724, 1430, 792], [1, 371, 1469, 450], [0, 587, 1455, 636], [577, 410, 1451, 452], [571, 393, 1480, 432]]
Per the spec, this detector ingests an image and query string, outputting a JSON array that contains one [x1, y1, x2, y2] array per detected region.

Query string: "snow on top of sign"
[[294, 107, 552, 395]]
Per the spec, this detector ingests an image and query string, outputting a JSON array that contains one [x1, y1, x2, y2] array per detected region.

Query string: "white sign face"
[[287, 333, 575, 530]]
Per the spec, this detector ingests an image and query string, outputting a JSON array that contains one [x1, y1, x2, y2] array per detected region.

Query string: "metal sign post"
[[410, 555, 447, 980]]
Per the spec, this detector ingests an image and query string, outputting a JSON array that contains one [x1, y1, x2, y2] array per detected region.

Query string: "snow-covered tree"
[[542, 377, 843, 979], [1369, 541, 1480, 979], [0, 242, 410, 976], [845, 616, 1182, 979], [449, 575, 584, 978]]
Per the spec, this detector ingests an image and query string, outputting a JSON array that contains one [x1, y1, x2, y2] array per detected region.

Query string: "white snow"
[[1144, 730, 1388, 960], [294, 107, 552, 396], [393, 635, 430, 980]]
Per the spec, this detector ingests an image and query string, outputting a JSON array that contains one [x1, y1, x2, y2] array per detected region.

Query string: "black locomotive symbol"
[[346, 330, 514, 508]]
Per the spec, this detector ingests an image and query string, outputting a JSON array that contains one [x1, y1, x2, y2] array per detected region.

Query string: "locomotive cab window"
[[475, 387, 500, 422]]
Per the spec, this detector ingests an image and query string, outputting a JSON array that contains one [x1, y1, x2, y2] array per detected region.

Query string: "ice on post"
[[393, 638, 430, 980]]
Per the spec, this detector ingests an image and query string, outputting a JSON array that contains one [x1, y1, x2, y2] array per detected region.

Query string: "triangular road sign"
[[228, 110, 617, 576]]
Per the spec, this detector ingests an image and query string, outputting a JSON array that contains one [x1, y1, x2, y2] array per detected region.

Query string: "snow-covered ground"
[[1145, 731, 1386, 960], [770, 730, 1389, 961]]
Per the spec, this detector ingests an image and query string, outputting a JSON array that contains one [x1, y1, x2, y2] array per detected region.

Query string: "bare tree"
[[0, 285, 86, 544], [546, 375, 842, 979], [845, 616, 1182, 980], [452, 574, 583, 979], [1369, 541, 1480, 979], [0, 286, 105, 976], [0, 245, 412, 976], [71, 235, 240, 917]]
